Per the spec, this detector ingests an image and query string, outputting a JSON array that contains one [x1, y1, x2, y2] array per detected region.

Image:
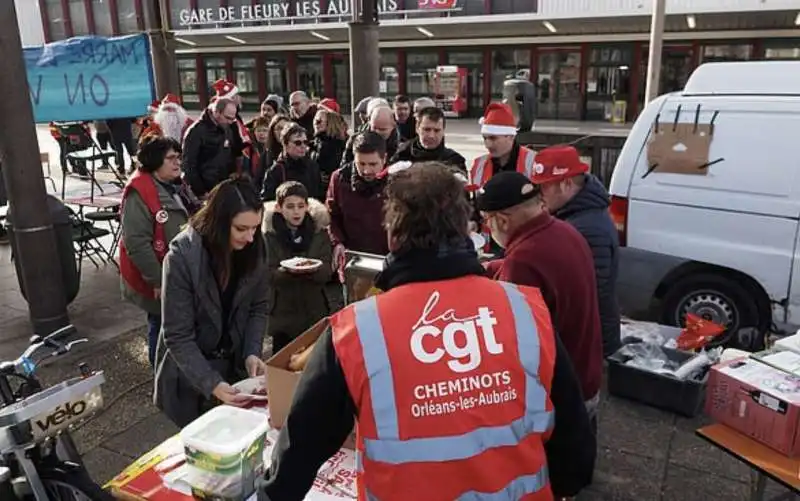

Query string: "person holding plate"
[[263, 181, 333, 354], [154, 177, 269, 427]]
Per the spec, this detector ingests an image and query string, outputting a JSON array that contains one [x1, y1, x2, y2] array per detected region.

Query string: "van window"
[[630, 97, 800, 213]]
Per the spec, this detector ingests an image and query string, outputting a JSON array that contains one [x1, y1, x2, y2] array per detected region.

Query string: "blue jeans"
[[146, 313, 161, 368]]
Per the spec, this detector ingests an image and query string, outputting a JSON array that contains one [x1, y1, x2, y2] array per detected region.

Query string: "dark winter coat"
[[310, 133, 347, 194], [263, 199, 332, 340], [326, 163, 389, 256], [261, 154, 323, 202], [182, 109, 236, 198], [390, 138, 467, 174], [553, 174, 621, 357]]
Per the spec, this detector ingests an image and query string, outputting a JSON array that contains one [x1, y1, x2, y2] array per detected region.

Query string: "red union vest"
[[119, 172, 168, 299], [469, 146, 536, 187], [332, 275, 557, 501]]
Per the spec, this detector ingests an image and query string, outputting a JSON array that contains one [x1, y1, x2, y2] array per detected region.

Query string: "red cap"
[[531, 145, 589, 184], [147, 99, 160, 113], [319, 98, 340, 113], [211, 79, 239, 99]]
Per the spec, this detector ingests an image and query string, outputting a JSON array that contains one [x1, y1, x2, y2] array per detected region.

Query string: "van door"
[[626, 96, 800, 324]]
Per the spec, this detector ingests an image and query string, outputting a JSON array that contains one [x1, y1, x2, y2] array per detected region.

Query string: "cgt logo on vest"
[[410, 291, 503, 373]]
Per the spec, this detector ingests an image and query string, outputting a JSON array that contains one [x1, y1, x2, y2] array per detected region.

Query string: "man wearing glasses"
[[182, 97, 240, 199], [289, 91, 318, 135]]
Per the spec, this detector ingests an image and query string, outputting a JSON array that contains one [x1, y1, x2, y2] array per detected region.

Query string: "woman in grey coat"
[[154, 177, 269, 427]]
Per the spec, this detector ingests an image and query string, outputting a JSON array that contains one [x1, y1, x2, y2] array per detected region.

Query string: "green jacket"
[[263, 199, 333, 340], [120, 177, 191, 315]]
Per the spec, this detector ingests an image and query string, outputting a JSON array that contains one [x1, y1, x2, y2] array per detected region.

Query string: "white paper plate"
[[233, 377, 268, 400], [280, 257, 323, 272], [470, 232, 486, 251]]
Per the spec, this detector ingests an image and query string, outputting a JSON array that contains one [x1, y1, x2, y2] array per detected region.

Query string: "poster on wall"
[[24, 34, 156, 123]]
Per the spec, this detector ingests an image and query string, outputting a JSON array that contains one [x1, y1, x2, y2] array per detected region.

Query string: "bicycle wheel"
[[24, 466, 113, 501]]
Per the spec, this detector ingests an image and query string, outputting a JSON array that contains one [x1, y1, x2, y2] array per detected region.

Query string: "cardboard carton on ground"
[[706, 358, 800, 457], [265, 319, 356, 449]]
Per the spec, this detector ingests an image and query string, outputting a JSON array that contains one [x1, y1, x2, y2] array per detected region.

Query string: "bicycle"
[[0, 324, 112, 500]]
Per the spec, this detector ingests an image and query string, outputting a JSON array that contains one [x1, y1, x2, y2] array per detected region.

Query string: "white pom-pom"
[[478, 117, 485, 125]]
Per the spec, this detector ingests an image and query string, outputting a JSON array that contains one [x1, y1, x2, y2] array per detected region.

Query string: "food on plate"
[[294, 259, 318, 268], [252, 387, 267, 396], [288, 341, 318, 372]]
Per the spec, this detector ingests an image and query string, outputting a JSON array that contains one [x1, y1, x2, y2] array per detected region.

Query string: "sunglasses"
[[291, 140, 309, 147]]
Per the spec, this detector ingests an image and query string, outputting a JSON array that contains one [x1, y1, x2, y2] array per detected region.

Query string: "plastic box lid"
[[180, 406, 269, 457]]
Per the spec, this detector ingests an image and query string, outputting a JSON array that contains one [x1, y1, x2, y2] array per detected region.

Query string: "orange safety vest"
[[332, 275, 557, 501], [469, 146, 536, 187]]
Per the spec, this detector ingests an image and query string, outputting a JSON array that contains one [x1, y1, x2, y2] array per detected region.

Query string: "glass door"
[[638, 45, 693, 114], [296, 55, 324, 100], [536, 50, 582, 120], [331, 54, 351, 113], [585, 45, 634, 122], [447, 51, 485, 117]]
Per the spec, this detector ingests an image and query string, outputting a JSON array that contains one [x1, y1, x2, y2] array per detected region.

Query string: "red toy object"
[[677, 313, 726, 351]]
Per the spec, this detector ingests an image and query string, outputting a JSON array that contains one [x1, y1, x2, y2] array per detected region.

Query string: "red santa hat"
[[147, 99, 160, 113], [478, 102, 517, 136], [211, 79, 239, 100], [319, 98, 340, 114], [161, 93, 182, 107]]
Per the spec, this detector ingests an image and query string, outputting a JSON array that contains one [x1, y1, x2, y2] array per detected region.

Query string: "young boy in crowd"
[[263, 181, 333, 353], [248, 116, 271, 189]]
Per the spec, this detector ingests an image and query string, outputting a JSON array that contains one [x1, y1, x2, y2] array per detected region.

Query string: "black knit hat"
[[476, 171, 540, 212]]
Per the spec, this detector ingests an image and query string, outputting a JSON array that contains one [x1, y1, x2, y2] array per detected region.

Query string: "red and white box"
[[706, 358, 800, 457]]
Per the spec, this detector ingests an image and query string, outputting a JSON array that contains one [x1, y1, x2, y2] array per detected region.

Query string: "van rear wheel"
[[660, 273, 764, 350]]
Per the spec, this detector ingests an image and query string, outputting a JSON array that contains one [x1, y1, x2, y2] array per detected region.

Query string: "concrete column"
[[348, 21, 380, 124], [644, 0, 667, 104], [0, 2, 69, 335], [149, 31, 179, 98], [148, 0, 179, 98]]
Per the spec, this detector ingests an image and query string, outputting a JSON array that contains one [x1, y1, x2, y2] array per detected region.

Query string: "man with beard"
[[289, 91, 317, 133], [327, 131, 390, 271], [144, 94, 194, 142], [390, 106, 466, 173]]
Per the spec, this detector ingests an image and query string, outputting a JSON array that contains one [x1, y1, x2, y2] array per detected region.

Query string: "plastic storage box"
[[607, 347, 708, 417], [180, 406, 269, 500]]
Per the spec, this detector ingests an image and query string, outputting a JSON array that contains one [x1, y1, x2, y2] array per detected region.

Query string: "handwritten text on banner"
[[25, 34, 156, 123]]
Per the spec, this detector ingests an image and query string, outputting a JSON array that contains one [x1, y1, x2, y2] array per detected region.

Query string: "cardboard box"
[[706, 358, 800, 457], [265, 319, 356, 449]]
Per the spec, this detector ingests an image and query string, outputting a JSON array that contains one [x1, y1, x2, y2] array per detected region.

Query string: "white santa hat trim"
[[481, 123, 518, 136], [218, 86, 239, 99]]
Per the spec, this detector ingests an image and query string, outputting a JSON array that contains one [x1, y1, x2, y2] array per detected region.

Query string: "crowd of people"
[[114, 78, 623, 500]]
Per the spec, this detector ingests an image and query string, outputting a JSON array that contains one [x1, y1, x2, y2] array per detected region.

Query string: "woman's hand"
[[212, 382, 250, 406], [245, 355, 267, 377]]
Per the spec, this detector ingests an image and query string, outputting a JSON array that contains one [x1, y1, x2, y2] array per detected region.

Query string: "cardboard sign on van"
[[647, 121, 712, 176]]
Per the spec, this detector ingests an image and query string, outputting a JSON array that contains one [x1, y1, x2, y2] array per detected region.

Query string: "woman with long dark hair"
[[154, 177, 269, 427]]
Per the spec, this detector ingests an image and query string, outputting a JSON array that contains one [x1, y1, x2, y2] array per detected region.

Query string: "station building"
[[17, 0, 800, 121]]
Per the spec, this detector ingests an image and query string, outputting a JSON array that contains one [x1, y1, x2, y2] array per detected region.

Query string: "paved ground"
[[0, 120, 792, 500]]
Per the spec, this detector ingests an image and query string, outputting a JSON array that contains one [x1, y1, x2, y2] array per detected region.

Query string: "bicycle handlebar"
[[1, 325, 86, 377]]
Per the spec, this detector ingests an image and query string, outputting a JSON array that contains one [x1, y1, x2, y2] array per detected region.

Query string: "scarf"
[[350, 167, 386, 197], [272, 212, 315, 253], [375, 237, 486, 291]]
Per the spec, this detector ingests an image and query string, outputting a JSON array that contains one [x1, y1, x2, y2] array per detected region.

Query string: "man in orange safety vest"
[[257, 162, 596, 501]]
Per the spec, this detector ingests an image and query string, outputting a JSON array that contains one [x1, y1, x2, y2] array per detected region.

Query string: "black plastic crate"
[[607, 346, 707, 417]]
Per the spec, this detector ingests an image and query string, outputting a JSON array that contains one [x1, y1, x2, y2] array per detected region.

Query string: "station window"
[[405, 51, 439, 101], [170, 0, 191, 30], [178, 58, 200, 106], [116, 0, 140, 33], [491, 49, 530, 100], [43, 0, 68, 40], [233, 56, 259, 110], [380, 51, 400, 100], [265, 56, 290, 103], [68, 0, 90, 35], [491, 0, 537, 15], [205, 57, 227, 96], [701, 44, 751, 63], [763, 40, 800, 60]]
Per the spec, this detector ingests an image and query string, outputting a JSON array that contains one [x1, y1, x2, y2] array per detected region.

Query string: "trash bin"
[[7, 195, 80, 305], [502, 79, 537, 133], [343, 251, 385, 306]]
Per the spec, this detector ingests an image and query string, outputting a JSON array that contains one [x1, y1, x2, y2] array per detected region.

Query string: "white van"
[[609, 61, 800, 347]]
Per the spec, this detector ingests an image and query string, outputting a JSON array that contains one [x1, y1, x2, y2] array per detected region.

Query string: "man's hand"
[[333, 244, 346, 272], [245, 355, 267, 377], [212, 382, 250, 406]]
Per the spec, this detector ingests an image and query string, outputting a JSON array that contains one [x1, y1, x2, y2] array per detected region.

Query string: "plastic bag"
[[677, 313, 726, 351], [620, 343, 679, 373]]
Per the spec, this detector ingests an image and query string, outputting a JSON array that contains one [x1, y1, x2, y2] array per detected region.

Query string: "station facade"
[[21, 0, 800, 121]]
